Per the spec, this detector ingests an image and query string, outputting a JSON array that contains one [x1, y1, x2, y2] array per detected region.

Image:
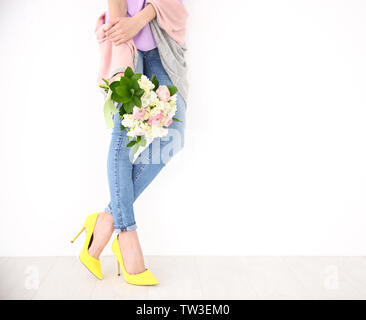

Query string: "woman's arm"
[[107, 0, 127, 20], [106, 0, 129, 82], [105, 4, 157, 46]]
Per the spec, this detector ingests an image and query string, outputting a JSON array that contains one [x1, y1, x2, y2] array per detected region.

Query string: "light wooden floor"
[[1, 256, 366, 300]]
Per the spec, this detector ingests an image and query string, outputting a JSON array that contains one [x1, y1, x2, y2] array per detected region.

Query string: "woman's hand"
[[104, 4, 157, 46], [110, 72, 124, 83], [105, 16, 143, 46]]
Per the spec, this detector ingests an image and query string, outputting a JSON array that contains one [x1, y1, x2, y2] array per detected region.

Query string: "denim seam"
[[145, 54, 154, 73], [113, 133, 124, 229], [133, 163, 146, 183], [133, 139, 154, 183]]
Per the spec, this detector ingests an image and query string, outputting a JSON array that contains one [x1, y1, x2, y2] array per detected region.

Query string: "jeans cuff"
[[105, 205, 137, 232], [114, 223, 137, 234]]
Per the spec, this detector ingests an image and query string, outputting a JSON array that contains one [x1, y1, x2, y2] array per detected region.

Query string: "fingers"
[[95, 27, 107, 41], [109, 31, 124, 42], [107, 30, 127, 44], [103, 17, 130, 45], [107, 28, 119, 39], [103, 22, 113, 32], [106, 25, 124, 38], [114, 39, 126, 46], [103, 18, 120, 32], [105, 25, 117, 36], [111, 37, 127, 46]]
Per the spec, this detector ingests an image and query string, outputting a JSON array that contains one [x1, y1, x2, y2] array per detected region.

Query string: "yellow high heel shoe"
[[112, 236, 159, 286], [71, 212, 103, 280]]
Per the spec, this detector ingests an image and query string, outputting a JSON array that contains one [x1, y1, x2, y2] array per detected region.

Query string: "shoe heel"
[[71, 226, 85, 243], [117, 259, 121, 276]]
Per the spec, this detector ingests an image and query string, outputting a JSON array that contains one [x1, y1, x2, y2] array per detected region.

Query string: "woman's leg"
[[105, 51, 146, 274], [105, 110, 137, 231], [88, 106, 137, 259], [87, 212, 114, 259], [132, 48, 186, 200], [113, 49, 186, 274], [104, 50, 144, 230], [88, 0, 131, 259], [105, 103, 146, 274]]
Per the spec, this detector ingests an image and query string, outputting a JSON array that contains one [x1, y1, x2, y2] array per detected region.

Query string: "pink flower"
[[156, 85, 171, 102], [133, 106, 146, 119], [135, 129, 145, 136], [164, 117, 173, 127], [148, 111, 164, 125]]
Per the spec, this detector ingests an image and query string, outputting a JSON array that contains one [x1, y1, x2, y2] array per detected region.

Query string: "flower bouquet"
[[100, 67, 180, 157]]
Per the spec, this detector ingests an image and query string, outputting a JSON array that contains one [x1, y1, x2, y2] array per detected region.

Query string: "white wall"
[[1, 0, 366, 256]]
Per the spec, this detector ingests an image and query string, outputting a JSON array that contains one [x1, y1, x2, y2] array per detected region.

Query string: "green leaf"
[[126, 140, 137, 148], [110, 81, 121, 91], [139, 136, 147, 147], [122, 96, 132, 103], [136, 136, 142, 143], [123, 101, 134, 113], [111, 85, 133, 104], [131, 79, 140, 91], [103, 91, 118, 129], [132, 96, 141, 107], [173, 117, 182, 122], [132, 144, 139, 154], [120, 77, 132, 87], [115, 85, 130, 98], [124, 66, 134, 78], [167, 85, 178, 96], [120, 124, 126, 131], [111, 92, 125, 103], [151, 73, 159, 90], [102, 78, 109, 86], [135, 88, 144, 97], [119, 107, 126, 117], [131, 73, 142, 81]]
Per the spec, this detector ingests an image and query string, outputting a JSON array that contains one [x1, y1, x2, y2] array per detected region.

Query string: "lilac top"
[[105, 0, 157, 51]]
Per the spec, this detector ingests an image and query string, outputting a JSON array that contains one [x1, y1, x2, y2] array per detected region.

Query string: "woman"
[[71, 0, 188, 286]]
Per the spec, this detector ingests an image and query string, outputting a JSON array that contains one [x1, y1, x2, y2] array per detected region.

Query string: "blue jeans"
[[105, 48, 186, 232]]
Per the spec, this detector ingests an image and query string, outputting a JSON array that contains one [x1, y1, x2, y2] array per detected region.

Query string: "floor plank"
[[238, 257, 310, 299], [195, 256, 258, 299], [32, 256, 96, 300], [0, 257, 57, 300], [146, 256, 202, 300], [1, 256, 366, 300], [283, 257, 366, 300], [92, 256, 149, 300]]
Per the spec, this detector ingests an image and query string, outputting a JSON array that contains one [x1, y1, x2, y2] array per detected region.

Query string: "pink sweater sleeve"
[[95, 13, 137, 85], [146, 0, 188, 46]]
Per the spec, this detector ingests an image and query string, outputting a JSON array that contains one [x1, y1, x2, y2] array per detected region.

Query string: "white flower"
[[168, 107, 177, 118], [170, 94, 177, 103], [121, 114, 134, 128], [151, 125, 168, 138], [127, 130, 135, 137], [141, 90, 158, 107], [149, 106, 163, 117], [138, 75, 155, 92], [153, 99, 165, 112]]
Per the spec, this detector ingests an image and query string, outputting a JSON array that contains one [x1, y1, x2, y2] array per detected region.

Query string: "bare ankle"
[[87, 212, 114, 259], [117, 230, 146, 274]]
